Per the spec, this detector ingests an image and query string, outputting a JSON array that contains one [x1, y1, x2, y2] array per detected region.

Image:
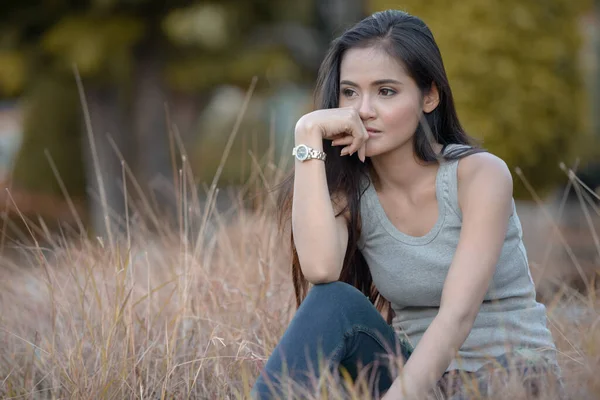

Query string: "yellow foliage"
[[166, 49, 300, 92], [369, 1, 593, 197], [162, 3, 229, 49], [42, 15, 145, 78], [0, 51, 26, 97]]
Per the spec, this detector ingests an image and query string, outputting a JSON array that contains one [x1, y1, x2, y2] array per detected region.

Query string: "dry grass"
[[0, 217, 281, 398]]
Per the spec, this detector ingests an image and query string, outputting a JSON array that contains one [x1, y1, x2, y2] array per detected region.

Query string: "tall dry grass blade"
[[73, 65, 114, 251], [0, 188, 11, 254], [3, 189, 60, 345], [0, 202, 57, 252], [515, 167, 593, 293], [35, 216, 56, 249], [44, 149, 87, 236], [560, 164, 600, 219], [560, 163, 600, 203], [569, 172, 600, 264], [164, 103, 181, 227], [247, 150, 278, 209], [0, 165, 18, 255], [4, 189, 42, 253], [169, 123, 201, 219], [0, 216, 31, 245], [106, 134, 165, 236], [121, 160, 131, 250], [194, 77, 258, 258], [540, 159, 580, 273], [0, 327, 49, 356]]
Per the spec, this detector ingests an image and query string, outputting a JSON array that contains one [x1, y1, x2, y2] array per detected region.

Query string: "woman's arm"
[[292, 127, 348, 284], [292, 108, 368, 284], [383, 152, 515, 399]]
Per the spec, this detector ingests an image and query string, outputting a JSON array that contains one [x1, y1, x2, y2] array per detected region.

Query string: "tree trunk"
[[131, 38, 176, 224]]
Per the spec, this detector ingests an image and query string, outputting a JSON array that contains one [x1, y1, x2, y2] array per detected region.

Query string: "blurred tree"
[[0, 0, 321, 238], [0, 0, 379, 235], [371, 0, 593, 198]]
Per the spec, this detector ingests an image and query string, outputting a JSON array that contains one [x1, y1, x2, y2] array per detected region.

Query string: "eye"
[[379, 88, 396, 96], [341, 88, 357, 98]]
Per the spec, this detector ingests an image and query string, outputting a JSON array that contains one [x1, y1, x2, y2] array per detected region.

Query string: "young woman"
[[252, 9, 562, 400]]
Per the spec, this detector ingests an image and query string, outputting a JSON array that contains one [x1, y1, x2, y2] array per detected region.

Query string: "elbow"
[[300, 259, 342, 285], [306, 274, 339, 285], [302, 268, 340, 285]]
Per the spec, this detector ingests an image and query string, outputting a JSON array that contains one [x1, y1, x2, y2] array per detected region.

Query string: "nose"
[[356, 96, 376, 121]]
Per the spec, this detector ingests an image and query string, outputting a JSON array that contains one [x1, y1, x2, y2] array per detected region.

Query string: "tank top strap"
[[437, 144, 472, 220]]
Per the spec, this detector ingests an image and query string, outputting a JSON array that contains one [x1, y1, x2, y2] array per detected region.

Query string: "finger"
[[359, 130, 368, 162], [349, 129, 368, 155], [331, 136, 354, 146], [341, 141, 360, 156], [358, 142, 366, 163], [328, 133, 347, 141]]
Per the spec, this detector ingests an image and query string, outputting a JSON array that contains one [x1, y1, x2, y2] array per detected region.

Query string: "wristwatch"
[[292, 144, 327, 162]]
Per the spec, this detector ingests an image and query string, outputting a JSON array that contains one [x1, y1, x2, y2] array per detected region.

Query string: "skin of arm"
[[292, 127, 347, 284], [382, 152, 515, 399]]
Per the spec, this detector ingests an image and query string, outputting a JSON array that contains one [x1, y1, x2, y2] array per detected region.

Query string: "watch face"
[[296, 145, 308, 160]]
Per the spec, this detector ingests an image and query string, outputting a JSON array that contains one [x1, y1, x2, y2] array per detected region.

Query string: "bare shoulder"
[[457, 151, 513, 189], [456, 152, 513, 211]]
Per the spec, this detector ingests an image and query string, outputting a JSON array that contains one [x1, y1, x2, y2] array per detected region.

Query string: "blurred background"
[[0, 0, 598, 251]]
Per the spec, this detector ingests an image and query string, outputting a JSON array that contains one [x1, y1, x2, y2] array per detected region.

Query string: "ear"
[[422, 82, 440, 113]]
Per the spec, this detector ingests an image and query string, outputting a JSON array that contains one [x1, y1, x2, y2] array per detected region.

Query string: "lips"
[[366, 129, 381, 136]]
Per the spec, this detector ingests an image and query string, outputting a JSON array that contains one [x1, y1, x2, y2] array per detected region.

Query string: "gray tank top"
[[357, 144, 558, 372]]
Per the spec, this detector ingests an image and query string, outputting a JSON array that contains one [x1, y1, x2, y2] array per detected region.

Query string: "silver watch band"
[[293, 144, 327, 162], [307, 148, 327, 161]]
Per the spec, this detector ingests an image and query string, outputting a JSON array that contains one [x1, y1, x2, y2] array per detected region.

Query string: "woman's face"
[[339, 46, 435, 158]]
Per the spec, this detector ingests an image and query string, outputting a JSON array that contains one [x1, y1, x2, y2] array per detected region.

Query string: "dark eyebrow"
[[340, 79, 403, 87]]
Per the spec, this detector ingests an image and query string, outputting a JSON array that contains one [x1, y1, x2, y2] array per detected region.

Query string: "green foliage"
[[371, 1, 592, 198], [12, 73, 86, 198]]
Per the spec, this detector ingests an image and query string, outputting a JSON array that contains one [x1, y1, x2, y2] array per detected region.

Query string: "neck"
[[369, 141, 443, 193]]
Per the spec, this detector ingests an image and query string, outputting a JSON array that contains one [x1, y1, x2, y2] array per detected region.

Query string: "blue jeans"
[[251, 281, 411, 399], [251, 282, 564, 399]]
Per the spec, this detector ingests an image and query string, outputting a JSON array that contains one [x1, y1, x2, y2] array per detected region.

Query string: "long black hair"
[[277, 9, 483, 323]]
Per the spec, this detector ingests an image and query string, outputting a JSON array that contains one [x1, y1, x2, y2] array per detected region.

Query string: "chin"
[[364, 142, 391, 158], [368, 137, 414, 158]]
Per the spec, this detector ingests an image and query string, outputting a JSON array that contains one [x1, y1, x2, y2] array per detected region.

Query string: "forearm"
[[292, 129, 343, 282], [388, 314, 473, 399]]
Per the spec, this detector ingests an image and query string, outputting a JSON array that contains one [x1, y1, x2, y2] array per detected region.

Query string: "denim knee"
[[303, 281, 403, 358], [303, 281, 374, 321], [306, 281, 367, 304]]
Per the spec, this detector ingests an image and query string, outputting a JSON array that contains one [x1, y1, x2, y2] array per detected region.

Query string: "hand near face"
[[295, 107, 369, 163]]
